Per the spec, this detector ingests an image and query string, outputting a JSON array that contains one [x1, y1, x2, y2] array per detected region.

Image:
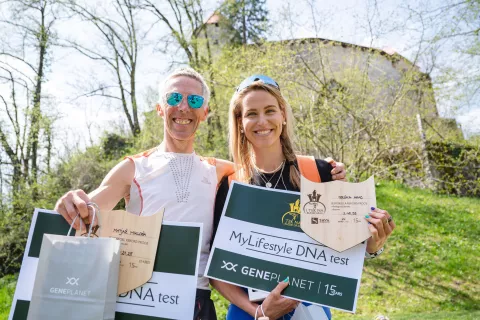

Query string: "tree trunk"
[[26, 6, 48, 199], [242, 0, 247, 45]]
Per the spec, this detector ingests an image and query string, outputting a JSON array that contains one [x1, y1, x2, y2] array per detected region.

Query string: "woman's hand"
[[261, 279, 299, 319], [365, 207, 396, 253]]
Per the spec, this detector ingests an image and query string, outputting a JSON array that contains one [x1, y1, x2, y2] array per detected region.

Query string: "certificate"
[[9, 209, 202, 320], [206, 182, 367, 313], [301, 176, 375, 252], [92, 209, 164, 294]]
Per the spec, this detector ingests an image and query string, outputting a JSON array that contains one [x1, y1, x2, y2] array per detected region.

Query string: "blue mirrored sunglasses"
[[236, 75, 280, 93], [166, 92, 205, 109]]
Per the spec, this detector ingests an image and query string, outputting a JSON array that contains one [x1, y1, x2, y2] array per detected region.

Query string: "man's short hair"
[[158, 67, 210, 108]]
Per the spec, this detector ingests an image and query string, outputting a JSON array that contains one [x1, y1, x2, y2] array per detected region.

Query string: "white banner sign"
[[206, 182, 367, 313], [9, 209, 202, 320]]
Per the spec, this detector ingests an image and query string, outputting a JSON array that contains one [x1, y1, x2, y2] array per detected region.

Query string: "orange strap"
[[296, 155, 321, 183]]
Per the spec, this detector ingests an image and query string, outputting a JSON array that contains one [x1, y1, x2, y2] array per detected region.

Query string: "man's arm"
[[325, 158, 346, 181], [54, 159, 135, 228], [215, 158, 235, 184]]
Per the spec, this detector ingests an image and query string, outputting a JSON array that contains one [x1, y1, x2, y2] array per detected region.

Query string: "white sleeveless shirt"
[[125, 148, 218, 290]]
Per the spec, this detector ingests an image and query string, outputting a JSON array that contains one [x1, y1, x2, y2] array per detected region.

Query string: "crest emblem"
[[282, 199, 301, 227]]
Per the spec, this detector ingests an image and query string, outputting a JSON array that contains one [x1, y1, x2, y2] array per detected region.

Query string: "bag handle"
[[67, 203, 100, 237], [67, 214, 85, 236]]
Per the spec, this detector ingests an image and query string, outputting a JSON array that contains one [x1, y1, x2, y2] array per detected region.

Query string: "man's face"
[[158, 76, 208, 142]]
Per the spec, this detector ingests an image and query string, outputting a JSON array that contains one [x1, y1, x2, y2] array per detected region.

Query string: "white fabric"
[[126, 148, 218, 290]]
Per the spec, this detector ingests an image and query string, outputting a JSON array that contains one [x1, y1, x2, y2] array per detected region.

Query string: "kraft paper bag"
[[27, 213, 120, 320]]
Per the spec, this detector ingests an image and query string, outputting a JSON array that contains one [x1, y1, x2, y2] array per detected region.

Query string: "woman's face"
[[240, 90, 285, 150]]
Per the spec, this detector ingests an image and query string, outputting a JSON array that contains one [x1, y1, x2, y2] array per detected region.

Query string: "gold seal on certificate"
[[78, 209, 164, 294], [300, 176, 375, 252]]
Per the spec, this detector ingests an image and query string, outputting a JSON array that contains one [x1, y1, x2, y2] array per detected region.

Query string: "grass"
[[1, 182, 479, 319], [333, 181, 480, 318], [0, 274, 17, 319]]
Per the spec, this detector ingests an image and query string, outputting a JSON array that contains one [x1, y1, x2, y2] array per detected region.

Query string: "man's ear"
[[200, 105, 209, 121], [156, 103, 164, 117]]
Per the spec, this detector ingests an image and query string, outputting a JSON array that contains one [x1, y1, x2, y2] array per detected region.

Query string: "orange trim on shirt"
[[199, 156, 216, 167], [132, 178, 144, 216], [125, 147, 156, 160]]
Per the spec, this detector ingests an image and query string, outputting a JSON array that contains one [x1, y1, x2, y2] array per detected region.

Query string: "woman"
[[211, 75, 396, 319]]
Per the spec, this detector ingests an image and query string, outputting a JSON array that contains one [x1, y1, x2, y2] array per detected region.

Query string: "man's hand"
[[55, 190, 92, 229], [325, 157, 347, 181], [54, 159, 135, 229]]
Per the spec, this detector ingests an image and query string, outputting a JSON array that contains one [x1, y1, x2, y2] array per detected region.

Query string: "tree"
[[203, 36, 451, 183], [219, 0, 269, 45], [140, 0, 229, 153], [0, 0, 58, 201], [140, 0, 206, 69], [408, 0, 480, 122], [62, 0, 145, 136], [0, 0, 60, 275]]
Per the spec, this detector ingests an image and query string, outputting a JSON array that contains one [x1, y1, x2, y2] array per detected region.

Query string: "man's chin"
[[166, 131, 196, 142]]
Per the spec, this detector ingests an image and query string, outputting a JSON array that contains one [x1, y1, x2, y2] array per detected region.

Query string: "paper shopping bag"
[[27, 212, 120, 320]]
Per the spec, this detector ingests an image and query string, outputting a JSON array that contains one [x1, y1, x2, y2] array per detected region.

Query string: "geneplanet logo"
[[66, 277, 80, 286], [49, 276, 91, 297]]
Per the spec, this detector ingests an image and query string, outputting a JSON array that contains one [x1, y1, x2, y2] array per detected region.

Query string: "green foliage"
[[427, 140, 480, 196], [211, 288, 229, 319], [0, 131, 137, 277], [0, 274, 17, 319], [219, 0, 269, 44], [102, 133, 133, 160], [204, 41, 448, 182], [0, 205, 30, 276], [0, 180, 55, 276]]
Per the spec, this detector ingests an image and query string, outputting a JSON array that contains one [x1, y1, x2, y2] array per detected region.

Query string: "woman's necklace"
[[255, 161, 285, 188]]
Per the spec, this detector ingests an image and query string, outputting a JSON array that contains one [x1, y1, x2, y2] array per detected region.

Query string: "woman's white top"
[[126, 148, 218, 290]]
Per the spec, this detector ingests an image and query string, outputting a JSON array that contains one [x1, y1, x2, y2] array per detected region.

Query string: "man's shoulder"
[[125, 147, 157, 160], [197, 156, 234, 180]]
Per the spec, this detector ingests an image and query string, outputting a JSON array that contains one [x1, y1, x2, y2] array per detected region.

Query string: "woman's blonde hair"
[[228, 82, 301, 188]]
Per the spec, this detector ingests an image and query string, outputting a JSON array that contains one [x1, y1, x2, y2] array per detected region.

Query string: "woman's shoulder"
[[294, 155, 333, 182]]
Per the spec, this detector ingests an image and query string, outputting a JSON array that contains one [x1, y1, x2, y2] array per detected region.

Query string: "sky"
[[265, 0, 479, 135], [2, 0, 478, 160]]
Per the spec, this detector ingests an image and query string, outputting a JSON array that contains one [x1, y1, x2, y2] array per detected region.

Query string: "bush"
[[428, 140, 480, 196]]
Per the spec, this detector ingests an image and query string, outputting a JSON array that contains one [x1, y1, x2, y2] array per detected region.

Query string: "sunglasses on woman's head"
[[236, 75, 280, 93], [166, 92, 205, 109]]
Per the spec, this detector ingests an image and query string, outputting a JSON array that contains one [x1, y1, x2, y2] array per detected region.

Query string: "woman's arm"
[[210, 279, 298, 319]]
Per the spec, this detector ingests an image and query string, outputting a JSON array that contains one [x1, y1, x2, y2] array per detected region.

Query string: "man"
[[55, 67, 346, 319]]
